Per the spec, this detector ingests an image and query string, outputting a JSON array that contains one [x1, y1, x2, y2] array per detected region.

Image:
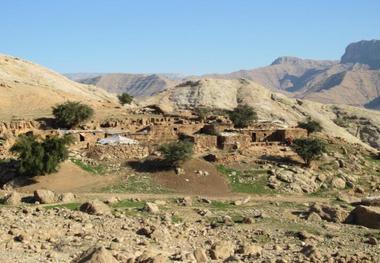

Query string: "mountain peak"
[[270, 56, 305, 65], [341, 39, 380, 69]]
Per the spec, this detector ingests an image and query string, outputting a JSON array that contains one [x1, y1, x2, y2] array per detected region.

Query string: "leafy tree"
[[118, 93, 134, 105], [290, 138, 326, 167], [159, 140, 194, 167], [10, 134, 73, 177], [52, 101, 94, 129], [229, 105, 258, 128], [297, 119, 322, 136]]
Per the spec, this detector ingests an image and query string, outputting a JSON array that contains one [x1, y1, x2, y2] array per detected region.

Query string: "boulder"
[[209, 241, 234, 260], [34, 189, 56, 204], [193, 248, 208, 262], [177, 196, 192, 206], [58, 192, 76, 203], [74, 246, 119, 263], [135, 250, 169, 263], [346, 205, 380, 229], [360, 196, 380, 207], [331, 177, 346, 189], [237, 243, 262, 256], [3, 191, 21, 205], [308, 203, 348, 223], [143, 202, 160, 214], [234, 196, 251, 206], [80, 200, 111, 215]]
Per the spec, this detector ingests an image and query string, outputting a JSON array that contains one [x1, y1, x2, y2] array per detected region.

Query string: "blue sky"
[[1, 0, 379, 74]]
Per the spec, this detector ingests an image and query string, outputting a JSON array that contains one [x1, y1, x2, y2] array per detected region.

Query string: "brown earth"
[[152, 159, 230, 196], [15, 161, 118, 193]]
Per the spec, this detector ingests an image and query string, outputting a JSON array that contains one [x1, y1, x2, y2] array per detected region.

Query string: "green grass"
[[102, 174, 171, 194], [217, 165, 275, 194], [71, 158, 107, 175], [171, 215, 183, 223], [111, 199, 145, 209], [210, 200, 235, 210], [45, 203, 81, 210]]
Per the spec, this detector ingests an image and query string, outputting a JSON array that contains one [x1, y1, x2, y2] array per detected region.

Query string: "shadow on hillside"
[[127, 159, 173, 173]]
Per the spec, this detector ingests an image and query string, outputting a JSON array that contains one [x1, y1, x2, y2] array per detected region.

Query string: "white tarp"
[[98, 135, 139, 145]]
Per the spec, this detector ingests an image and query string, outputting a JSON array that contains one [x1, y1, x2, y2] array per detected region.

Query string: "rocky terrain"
[[0, 189, 379, 263]]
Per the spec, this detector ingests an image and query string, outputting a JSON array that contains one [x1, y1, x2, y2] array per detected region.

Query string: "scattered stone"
[[175, 167, 185, 175]]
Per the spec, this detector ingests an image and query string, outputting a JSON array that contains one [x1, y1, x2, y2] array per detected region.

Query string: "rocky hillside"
[[0, 54, 118, 120], [69, 73, 178, 97], [139, 78, 380, 149]]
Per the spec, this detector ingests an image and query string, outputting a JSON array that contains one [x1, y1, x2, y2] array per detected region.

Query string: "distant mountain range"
[[66, 40, 380, 110]]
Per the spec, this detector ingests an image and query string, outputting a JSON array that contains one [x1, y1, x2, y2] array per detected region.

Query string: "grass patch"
[[210, 200, 235, 210], [102, 174, 171, 194], [171, 215, 183, 223], [217, 165, 274, 194], [71, 158, 107, 175], [45, 203, 80, 210], [112, 199, 145, 209]]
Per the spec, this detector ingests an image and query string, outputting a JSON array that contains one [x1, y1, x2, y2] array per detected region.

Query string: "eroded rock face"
[[341, 40, 380, 69]]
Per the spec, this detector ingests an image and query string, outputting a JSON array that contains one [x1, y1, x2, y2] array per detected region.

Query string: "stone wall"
[[86, 144, 149, 161], [192, 135, 218, 152]]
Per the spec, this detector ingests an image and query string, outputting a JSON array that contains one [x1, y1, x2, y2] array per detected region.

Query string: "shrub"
[[10, 134, 73, 177], [159, 140, 194, 167], [52, 101, 94, 128], [297, 119, 322, 135], [290, 138, 326, 167], [118, 93, 134, 105], [229, 105, 258, 128]]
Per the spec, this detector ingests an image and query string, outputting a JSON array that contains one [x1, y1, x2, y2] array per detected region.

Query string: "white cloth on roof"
[[98, 135, 138, 145]]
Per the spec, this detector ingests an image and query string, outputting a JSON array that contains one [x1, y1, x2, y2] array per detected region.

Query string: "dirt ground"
[[152, 159, 231, 196], [16, 161, 118, 193]]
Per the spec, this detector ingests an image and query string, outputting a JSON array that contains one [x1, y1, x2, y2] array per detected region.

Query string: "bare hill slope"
[[0, 55, 118, 120]]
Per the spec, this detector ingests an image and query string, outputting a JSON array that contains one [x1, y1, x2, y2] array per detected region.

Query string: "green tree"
[[297, 119, 322, 136], [52, 101, 94, 129], [11, 134, 73, 177], [159, 140, 194, 167], [291, 138, 326, 167], [229, 105, 258, 128], [118, 93, 134, 105]]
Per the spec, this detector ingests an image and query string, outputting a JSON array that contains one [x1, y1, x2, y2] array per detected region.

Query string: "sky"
[[1, 0, 379, 75]]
